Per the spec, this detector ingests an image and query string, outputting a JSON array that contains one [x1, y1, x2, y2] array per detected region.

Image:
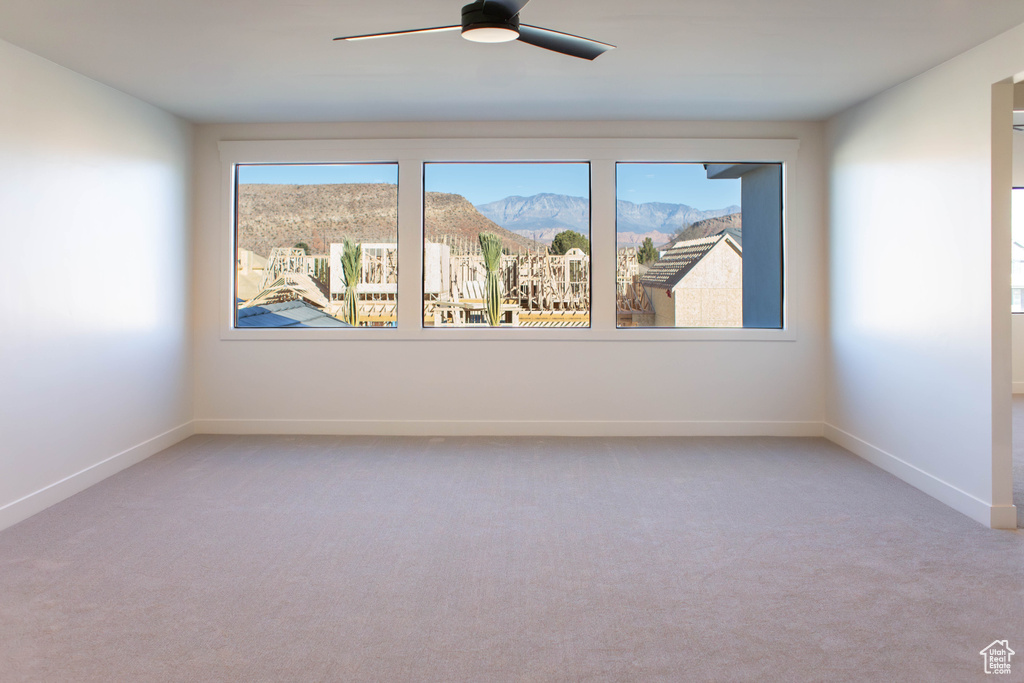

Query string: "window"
[[221, 138, 795, 340], [422, 162, 591, 327], [234, 163, 398, 328], [616, 162, 783, 329], [1013, 188, 1024, 313]]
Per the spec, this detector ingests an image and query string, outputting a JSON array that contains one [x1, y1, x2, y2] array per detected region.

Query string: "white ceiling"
[[2, 0, 1024, 124]]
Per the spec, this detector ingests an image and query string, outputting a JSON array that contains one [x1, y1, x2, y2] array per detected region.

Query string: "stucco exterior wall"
[[649, 239, 743, 327], [674, 241, 743, 327]]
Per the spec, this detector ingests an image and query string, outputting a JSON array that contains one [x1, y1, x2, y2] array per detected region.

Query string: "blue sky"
[[237, 163, 397, 185], [616, 163, 740, 209], [236, 161, 741, 210], [424, 163, 590, 205]]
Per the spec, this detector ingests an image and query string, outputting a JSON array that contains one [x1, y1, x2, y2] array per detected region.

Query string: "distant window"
[[233, 163, 398, 328], [1013, 188, 1024, 314], [615, 162, 783, 329], [422, 162, 591, 328]]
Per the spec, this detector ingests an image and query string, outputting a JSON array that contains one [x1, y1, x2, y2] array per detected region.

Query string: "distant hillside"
[[617, 231, 675, 249], [237, 183, 539, 257], [673, 213, 742, 244], [509, 227, 563, 245], [617, 213, 742, 250], [475, 192, 740, 236], [616, 200, 739, 234], [477, 193, 589, 233], [424, 191, 541, 252]]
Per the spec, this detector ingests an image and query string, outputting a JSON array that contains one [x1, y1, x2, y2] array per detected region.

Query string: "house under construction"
[[238, 237, 592, 327], [426, 236, 589, 327], [616, 247, 655, 327]]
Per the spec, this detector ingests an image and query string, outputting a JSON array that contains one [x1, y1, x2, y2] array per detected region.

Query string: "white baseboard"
[[0, 422, 195, 533], [194, 419, 824, 438], [1013, 381, 1024, 394], [823, 423, 1017, 530], [9, 420, 1011, 532]]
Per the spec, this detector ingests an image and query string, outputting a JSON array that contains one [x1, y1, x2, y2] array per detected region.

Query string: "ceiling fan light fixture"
[[460, 2, 520, 43], [336, 0, 616, 61], [462, 25, 520, 43]]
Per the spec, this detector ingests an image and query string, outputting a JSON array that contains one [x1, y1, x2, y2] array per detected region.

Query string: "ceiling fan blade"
[[483, 0, 531, 17], [334, 26, 460, 42], [517, 25, 615, 60]]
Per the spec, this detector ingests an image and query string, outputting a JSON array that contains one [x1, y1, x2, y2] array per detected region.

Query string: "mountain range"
[[236, 184, 741, 259], [475, 193, 740, 245]]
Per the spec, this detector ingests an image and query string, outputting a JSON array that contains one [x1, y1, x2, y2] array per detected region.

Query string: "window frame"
[[233, 161, 400, 330], [1012, 186, 1024, 314], [219, 138, 798, 341], [422, 160, 594, 329]]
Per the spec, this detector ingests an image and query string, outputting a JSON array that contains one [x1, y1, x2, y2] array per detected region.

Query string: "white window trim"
[[219, 137, 799, 342]]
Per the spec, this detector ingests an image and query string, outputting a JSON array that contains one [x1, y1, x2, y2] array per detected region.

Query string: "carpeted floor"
[[1, 434, 1021, 682]]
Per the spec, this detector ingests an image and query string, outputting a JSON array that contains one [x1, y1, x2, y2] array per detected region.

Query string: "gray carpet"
[[1, 434, 1022, 682]]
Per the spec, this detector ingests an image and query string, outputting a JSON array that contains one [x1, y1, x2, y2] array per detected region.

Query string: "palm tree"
[[340, 239, 362, 326], [478, 232, 503, 326]]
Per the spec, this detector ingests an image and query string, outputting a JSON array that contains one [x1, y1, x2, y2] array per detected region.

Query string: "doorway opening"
[[1009, 104, 1024, 528]]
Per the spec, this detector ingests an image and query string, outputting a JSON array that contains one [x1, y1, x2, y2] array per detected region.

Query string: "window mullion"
[[590, 159, 616, 332], [397, 159, 424, 333]]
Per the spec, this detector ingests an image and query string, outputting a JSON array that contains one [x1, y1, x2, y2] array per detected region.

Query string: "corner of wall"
[[0, 422, 196, 533]]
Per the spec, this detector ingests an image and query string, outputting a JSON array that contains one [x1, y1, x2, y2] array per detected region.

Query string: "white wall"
[[193, 121, 826, 435], [826, 24, 1024, 528], [0, 39, 194, 530]]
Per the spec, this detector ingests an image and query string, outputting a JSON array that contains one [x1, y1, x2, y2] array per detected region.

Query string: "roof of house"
[[236, 300, 351, 328], [639, 234, 741, 291], [244, 272, 330, 310], [661, 227, 742, 253], [720, 227, 742, 246]]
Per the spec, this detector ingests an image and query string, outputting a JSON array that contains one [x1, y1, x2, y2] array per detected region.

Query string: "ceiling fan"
[[334, 0, 615, 61]]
